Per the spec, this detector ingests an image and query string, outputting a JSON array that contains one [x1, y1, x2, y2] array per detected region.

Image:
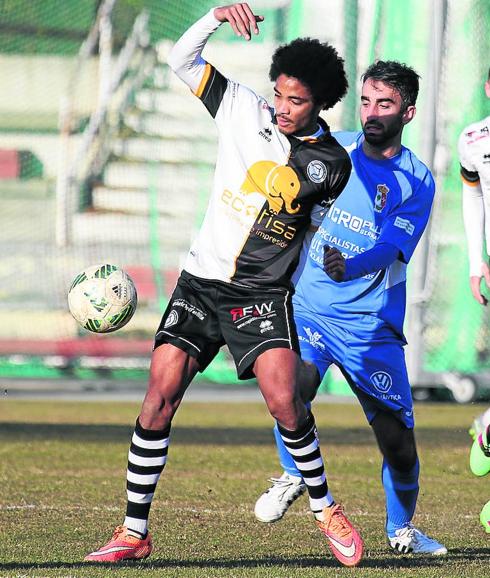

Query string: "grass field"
[[1, 397, 489, 578]]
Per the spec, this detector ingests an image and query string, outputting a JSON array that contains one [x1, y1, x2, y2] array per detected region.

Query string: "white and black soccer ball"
[[68, 263, 137, 333]]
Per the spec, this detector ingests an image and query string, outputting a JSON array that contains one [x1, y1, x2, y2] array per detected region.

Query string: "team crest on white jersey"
[[307, 160, 327, 183], [374, 184, 389, 212]]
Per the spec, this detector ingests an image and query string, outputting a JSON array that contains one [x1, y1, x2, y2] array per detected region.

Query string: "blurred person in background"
[[84, 3, 365, 568], [254, 60, 448, 557], [458, 68, 490, 533], [458, 68, 490, 306]]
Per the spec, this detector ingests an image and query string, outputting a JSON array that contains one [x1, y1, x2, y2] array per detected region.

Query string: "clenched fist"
[[323, 245, 345, 282]]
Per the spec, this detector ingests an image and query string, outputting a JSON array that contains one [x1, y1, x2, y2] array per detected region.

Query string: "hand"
[[470, 261, 490, 305], [323, 245, 345, 282], [214, 3, 264, 40]]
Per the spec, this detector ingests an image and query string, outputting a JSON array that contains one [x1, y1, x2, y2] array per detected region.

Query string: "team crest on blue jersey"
[[374, 184, 389, 212], [307, 160, 327, 183]]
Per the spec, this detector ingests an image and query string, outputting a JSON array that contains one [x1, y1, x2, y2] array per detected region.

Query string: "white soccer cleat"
[[254, 472, 306, 523], [389, 524, 447, 556]]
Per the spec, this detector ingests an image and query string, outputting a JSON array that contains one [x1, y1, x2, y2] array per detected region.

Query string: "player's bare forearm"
[[323, 246, 345, 282], [470, 262, 490, 305], [214, 3, 264, 40]]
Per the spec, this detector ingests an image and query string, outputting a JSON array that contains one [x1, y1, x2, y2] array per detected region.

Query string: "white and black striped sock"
[[123, 418, 170, 537], [277, 411, 332, 516]]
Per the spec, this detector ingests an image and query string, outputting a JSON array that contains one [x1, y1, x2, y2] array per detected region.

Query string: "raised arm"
[[214, 3, 264, 40], [459, 128, 490, 305], [166, 9, 222, 93], [462, 177, 489, 305], [167, 4, 263, 93]]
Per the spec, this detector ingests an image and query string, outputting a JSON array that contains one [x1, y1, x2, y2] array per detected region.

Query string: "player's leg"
[[371, 402, 448, 554], [341, 336, 447, 555], [220, 287, 363, 566], [84, 344, 199, 563], [255, 365, 320, 523], [272, 361, 320, 475], [123, 343, 200, 534], [255, 316, 331, 523], [370, 410, 420, 538], [254, 367, 315, 524], [85, 272, 221, 563], [254, 348, 362, 567]]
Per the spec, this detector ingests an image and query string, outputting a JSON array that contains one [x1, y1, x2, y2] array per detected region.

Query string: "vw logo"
[[370, 371, 392, 393]]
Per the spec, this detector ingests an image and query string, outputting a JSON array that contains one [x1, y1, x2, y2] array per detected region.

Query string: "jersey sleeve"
[[167, 9, 221, 92], [321, 146, 352, 208], [462, 180, 485, 276], [167, 9, 264, 122], [343, 242, 400, 281], [458, 127, 478, 174], [377, 167, 435, 263], [329, 156, 352, 203], [167, 8, 229, 118]]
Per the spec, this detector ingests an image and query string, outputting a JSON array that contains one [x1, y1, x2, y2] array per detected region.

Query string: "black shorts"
[[154, 271, 300, 380]]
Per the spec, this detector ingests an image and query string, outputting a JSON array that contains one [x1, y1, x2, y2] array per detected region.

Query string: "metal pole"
[[98, 1, 113, 107], [405, 0, 447, 386], [54, 0, 117, 247], [342, 0, 358, 131]]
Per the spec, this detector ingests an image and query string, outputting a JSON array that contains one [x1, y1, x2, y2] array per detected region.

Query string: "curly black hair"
[[362, 61, 420, 110], [269, 38, 348, 110]]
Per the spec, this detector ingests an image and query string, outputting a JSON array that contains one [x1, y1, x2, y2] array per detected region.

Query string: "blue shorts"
[[294, 305, 414, 429]]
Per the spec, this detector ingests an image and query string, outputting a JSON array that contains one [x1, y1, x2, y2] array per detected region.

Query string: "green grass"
[[0, 399, 489, 577]]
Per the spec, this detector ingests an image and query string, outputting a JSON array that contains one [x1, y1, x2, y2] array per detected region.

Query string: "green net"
[[1, 0, 489, 394]]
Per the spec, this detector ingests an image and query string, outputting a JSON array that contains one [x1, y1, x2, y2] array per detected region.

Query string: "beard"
[[362, 116, 404, 145]]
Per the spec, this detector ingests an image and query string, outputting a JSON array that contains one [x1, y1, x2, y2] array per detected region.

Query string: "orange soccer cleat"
[[315, 504, 364, 567], [84, 525, 153, 563]]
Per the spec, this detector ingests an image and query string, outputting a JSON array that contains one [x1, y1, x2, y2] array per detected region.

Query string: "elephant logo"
[[240, 161, 301, 214]]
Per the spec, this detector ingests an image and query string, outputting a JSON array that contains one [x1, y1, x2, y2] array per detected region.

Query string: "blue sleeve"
[[377, 167, 435, 263], [343, 242, 400, 281]]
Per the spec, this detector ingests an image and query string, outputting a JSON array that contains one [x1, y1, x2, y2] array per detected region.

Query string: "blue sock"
[[273, 422, 301, 476], [382, 457, 419, 537], [272, 402, 311, 478]]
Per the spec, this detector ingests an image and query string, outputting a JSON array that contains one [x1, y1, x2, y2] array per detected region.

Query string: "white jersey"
[[458, 116, 490, 276], [167, 10, 350, 288]]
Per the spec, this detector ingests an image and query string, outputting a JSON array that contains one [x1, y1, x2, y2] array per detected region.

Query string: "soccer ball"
[[68, 263, 137, 333]]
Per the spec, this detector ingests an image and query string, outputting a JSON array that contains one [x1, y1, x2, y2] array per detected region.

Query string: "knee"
[[299, 361, 320, 403], [373, 412, 418, 471], [383, 440, 418, 472], [140, 379, 182, 430], [267, 391, 303, 430], [267, 390, 295, 418]]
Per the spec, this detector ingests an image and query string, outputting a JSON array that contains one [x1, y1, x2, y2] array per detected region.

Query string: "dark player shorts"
[[154, 271, 300, 380]]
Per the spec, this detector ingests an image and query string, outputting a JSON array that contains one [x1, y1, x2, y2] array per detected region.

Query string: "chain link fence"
[[1, 0, 489, 398]]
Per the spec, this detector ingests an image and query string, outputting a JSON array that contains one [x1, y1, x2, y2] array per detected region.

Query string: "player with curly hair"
[[84, 3, 363, 568]]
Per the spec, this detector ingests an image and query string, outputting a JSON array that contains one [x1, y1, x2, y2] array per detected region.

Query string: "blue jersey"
[[292, 131, 435, 341]]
